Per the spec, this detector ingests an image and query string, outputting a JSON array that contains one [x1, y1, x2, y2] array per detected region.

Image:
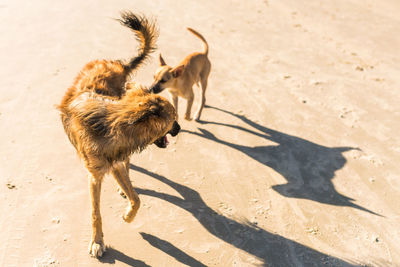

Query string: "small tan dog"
[[150, 28, 211, 121]]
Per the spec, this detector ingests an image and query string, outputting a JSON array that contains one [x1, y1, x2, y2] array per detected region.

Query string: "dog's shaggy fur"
[[58, 12, 180, 258]]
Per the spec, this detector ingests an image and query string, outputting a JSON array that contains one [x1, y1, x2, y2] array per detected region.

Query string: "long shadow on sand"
[[140, 233, 207, 267], [99, 234, 206, 266], [187, 105, 381, 216], [99, 247, 150, 266], [131, 164, 360, 266]]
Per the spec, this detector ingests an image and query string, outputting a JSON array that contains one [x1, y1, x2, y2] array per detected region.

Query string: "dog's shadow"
[[99, 237, 207, 267], [139, 232, 207, 267], [131, 164, 360, 266], [191, 105, 381, 216], [99, 246, 150, 266]]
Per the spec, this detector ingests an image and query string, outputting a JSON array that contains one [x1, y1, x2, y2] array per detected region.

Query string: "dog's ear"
[[171, 65, 184, 78], [159, 54, 167, 66]]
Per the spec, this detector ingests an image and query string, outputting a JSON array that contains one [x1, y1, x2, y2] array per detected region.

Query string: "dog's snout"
[[149, 83, 162, 94], [170, 121, 180, 136]]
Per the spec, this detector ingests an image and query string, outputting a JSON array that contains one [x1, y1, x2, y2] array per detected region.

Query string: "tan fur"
[[58, 12, 179, 258], [150, 28, 211, 121]]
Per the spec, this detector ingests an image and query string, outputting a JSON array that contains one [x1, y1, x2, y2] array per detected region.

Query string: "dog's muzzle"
[[149, 83, 163, 94], [169, 121, 180, 136], [153, 121, 180, 148]]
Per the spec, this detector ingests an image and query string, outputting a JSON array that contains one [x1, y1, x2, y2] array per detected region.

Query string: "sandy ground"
[[1, 0, 400, 266]]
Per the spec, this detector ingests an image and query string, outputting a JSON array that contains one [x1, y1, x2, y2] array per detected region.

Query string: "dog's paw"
[[184, 115, 192, 121], [193, 111, 201, 121], [89, 240, 106, 258], [123, 207, 138, 223], [123, 213, 134, 223]]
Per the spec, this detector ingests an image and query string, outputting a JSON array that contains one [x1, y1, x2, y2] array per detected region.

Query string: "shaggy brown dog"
[[58, 12, 180, 258]]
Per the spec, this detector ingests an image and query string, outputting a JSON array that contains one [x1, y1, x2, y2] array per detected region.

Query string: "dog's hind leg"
[[88, 171, 106, 257], [111, 162, 140, 223], [193, 76, 208, 121]]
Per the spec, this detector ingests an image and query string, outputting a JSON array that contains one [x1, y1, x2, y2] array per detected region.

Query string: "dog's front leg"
[[184, 92, 194, 120], [170, 93, 179, 120], [111, 163, 140, 223], [88, 172, 106, 257], [124, 157, 130, 174], [117, 157, 131, 198]]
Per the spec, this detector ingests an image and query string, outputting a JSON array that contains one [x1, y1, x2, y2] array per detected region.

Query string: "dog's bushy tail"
[[117, 11, 158, 74], [187, 27, 208, 56]]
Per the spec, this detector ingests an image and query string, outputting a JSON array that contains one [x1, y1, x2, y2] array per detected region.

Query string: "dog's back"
[[58, 12, 160, 163]]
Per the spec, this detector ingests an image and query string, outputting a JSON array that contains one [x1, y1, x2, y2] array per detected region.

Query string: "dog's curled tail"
[[187, 27, 208, 56], [117, 11, 158, 73]]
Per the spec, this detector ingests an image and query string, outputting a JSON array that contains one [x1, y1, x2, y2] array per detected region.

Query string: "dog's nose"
[[149, 83, 161, 94], [170, 121, 180, 136]]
